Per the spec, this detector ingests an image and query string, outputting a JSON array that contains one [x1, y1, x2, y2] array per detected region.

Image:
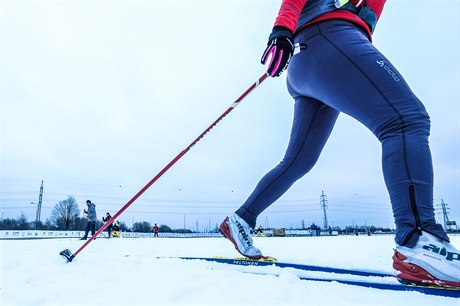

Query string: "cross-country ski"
[[167, 256, 459, 298]]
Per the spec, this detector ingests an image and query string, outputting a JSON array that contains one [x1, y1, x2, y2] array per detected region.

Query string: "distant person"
[[81, 200, 97, 240], [309, 223, 320, 237], [315, 224, 321, 237], [113, 220, 120, 232], [112, 220, 121, 238], [153, 223, 159, 237], [102, 212, 113, 238], [219, 0, 460, 288]]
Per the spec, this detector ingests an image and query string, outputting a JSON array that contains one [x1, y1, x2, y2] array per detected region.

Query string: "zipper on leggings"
[[401, 185, 422, 245], [409, 185, 422, 231]]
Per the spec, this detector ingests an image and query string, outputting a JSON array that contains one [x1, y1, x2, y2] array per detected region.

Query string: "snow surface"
[[1, 234, 459, 305]]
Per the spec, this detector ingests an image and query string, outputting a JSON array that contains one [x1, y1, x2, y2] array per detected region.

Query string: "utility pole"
[[320, 190, 328, 229], [438, 199, 456, 231], [440, 199, 449, 230], [35, 180, 44, 229]]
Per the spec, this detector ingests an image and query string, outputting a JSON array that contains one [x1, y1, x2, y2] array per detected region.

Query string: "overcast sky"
[[1, 0, 459, 231]]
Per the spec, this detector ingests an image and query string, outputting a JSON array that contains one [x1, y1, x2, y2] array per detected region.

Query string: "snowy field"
[[1, 234, 459, 305]]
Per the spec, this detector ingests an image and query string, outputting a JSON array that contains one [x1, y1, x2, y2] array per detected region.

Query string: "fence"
[[0, 229, 339, 239], [0, 230, 226, 239]]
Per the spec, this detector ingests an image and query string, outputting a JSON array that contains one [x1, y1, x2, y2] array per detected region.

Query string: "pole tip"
[[59, 249, 75, 263]]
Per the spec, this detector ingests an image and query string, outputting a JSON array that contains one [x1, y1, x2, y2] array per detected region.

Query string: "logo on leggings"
[[376, 60, 401, 82]]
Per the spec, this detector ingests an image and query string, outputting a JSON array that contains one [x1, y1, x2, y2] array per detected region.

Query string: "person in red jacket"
[[220, 0, 459, 288], [153, 223, 160, 238]]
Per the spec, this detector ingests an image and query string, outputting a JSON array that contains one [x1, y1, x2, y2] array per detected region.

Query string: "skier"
[[81, 200, 97, 240], [220, 0, 460, 288], [102, 212, 113, 238], [153, 223, 160, 237]]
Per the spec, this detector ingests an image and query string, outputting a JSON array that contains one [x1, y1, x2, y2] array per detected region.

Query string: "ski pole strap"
[[339, 0, 377, 33]]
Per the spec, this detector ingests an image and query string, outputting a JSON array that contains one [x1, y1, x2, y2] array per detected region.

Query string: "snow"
[[1, 234, 459, 305]]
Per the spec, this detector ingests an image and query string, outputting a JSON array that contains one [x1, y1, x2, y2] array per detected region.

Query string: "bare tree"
[[50, 196, 80, 230], [17, 213, 30, 230], [118, 221, 129, 232]]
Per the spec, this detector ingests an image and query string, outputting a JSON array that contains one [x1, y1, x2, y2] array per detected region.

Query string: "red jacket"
[[274, 0, 386, 39]]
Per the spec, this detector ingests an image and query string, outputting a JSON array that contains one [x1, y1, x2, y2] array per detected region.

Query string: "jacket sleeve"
[[88, 205, 97, 220], [273, 0, 308, 32]]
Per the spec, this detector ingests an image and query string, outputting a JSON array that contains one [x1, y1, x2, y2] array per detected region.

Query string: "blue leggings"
[[236, 20, 448, 247]]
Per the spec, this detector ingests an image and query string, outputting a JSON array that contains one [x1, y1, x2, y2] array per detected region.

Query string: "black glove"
[[261, 26, 294, 77]]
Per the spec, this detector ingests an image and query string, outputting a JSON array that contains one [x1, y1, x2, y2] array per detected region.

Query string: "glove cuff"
[[268, 26, 294, 41]]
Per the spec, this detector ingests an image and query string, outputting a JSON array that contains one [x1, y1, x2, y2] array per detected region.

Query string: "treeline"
[[1, 212, 394, 234], [0, 216, 195, 233], [130, 221, 206, 233], [0, 213, 131, 232], [341, 225, 394, 234], [293, 219, 395, 234]]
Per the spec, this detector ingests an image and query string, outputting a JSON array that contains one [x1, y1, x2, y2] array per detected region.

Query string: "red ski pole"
[[60, 72, 269, 262]]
